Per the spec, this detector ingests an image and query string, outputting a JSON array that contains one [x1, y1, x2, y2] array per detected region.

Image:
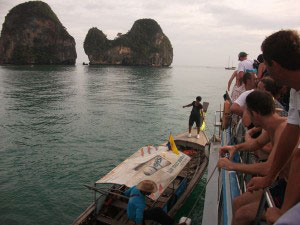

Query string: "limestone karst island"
[[0, 1, 76, 65], [0, 1, 173, 67], [84, 19, 173, 67]]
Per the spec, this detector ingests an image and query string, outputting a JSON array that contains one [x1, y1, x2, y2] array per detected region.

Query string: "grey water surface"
[[0, 65, 231, 225]]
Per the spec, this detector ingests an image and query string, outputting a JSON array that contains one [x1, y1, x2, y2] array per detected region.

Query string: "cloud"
[[203, 1, 300, 30]]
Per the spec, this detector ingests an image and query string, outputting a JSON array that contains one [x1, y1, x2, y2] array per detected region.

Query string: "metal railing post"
[[253, 190, 267, 225]]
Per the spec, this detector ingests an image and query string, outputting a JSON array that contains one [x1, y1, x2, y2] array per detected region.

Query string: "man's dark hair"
[[242, 72, 252, 85], [261, 30, 300, 70], [196, 96, 202, 101], [257, 54, 264, 63], [246, 90, 275, 116], [260, 77, 282, 97]]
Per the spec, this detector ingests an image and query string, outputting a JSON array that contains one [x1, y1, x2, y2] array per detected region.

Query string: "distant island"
[[84, 19, 173, 67], [0, 1, 77, 65]]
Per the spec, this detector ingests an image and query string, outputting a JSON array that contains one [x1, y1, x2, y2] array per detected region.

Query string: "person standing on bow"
[[183, 96, 203, 139], [124, 180, 186, 225]]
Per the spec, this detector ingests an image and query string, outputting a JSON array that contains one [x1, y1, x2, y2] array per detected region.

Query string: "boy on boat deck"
[[124, 180, 186, 225], [183, 96, 203, 139]]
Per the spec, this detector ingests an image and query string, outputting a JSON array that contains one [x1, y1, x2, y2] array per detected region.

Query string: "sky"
[[0, 0, 299, 67]]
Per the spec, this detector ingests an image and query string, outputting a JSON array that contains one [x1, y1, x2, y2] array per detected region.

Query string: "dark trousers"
[[143, 207, 175, 225]]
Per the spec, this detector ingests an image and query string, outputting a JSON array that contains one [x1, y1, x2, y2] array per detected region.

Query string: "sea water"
[[0, 65, 231, 225]]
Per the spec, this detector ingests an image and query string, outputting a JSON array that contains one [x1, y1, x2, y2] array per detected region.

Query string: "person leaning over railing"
[[218, 90, 288, 225], [221, 93, 232, 130], [231, 76, 287, 132], [246, 30, 300, 224], [230, 72, 257, 117]]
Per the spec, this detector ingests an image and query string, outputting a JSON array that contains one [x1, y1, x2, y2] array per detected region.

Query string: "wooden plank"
[[115, 209, 126, 221], [119, 213, 130, 224], [111, 200, 128, 210], [72, 203, 95, 225], [157, 196, 169, 203], [97, 215, 123, 225], [97, 214, 134, 225]]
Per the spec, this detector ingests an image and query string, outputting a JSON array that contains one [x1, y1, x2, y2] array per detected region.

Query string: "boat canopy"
[[96, 146, 191, 200]]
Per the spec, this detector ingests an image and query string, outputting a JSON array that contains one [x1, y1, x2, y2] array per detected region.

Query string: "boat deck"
[[174, 128, 208, 147]]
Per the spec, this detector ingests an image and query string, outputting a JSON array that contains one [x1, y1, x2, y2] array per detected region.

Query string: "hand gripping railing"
[[253, 188, 275, 225]]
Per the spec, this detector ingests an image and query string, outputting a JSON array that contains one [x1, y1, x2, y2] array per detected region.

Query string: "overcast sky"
[[0, 0, 299, 66]]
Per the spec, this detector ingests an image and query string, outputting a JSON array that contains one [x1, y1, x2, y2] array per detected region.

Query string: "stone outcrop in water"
[[84, 19, 173, 66], [0, 1, 77, 65]]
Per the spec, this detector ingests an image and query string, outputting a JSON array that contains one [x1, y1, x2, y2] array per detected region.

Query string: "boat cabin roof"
[[96, 145, 191, 200]]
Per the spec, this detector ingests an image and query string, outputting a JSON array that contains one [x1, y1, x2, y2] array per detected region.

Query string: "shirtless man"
[[218, 90, 287, 225]]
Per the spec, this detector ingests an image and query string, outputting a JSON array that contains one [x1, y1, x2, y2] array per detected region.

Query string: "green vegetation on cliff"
[[0, 1, 76, 65], [84, 28, 109, 55], [117, 19, 163, 57], [2, 1, 65, 34]]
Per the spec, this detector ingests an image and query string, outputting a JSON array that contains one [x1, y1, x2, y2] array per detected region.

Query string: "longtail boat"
[[72, 131, 209, 225], [73, 104, 210, 225]]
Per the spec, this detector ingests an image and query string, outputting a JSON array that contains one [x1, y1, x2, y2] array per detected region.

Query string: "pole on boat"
[[84, 185, 130, 200], [93, 183, 97, 217], [84, 185, 154, 207]]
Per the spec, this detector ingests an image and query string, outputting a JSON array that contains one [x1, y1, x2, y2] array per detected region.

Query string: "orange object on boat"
[[183, 150, 197, 155]]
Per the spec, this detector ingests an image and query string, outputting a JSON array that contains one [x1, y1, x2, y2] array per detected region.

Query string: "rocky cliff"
[[0, 1, 77, 65], [84, 19, 173, 66]]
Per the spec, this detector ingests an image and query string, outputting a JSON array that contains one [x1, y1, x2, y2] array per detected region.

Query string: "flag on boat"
[[169, 133, 179, 155]]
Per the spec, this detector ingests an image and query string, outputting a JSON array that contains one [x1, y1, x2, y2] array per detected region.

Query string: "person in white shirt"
[[231, 72, 255, 116], [237, 51, 255, 83], [229, 52, 256, 102], [246, 30, 300, 224]]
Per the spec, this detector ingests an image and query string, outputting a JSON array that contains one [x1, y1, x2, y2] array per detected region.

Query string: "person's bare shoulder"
[[274, 118, 288, 139]]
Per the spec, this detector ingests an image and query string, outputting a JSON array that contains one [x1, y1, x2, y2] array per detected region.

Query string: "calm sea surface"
[[0, 65, 231, 225]]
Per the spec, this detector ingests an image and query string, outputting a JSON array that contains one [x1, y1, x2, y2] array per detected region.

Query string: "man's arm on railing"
[[217, 158, 270, 176], [220, 129, 270, 159]]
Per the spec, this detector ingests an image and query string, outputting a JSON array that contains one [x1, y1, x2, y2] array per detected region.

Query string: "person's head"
[[261, 30, 300, 85], [257, 54, 264, 63], [196, 96, 202, 102], [223, 93, 228, 101], [238, 51, 248, 61], [246, 90, 275, 127], [257, 77, 282, 98], [136, 180, 158, 196], [242, 72, 256, 89]]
